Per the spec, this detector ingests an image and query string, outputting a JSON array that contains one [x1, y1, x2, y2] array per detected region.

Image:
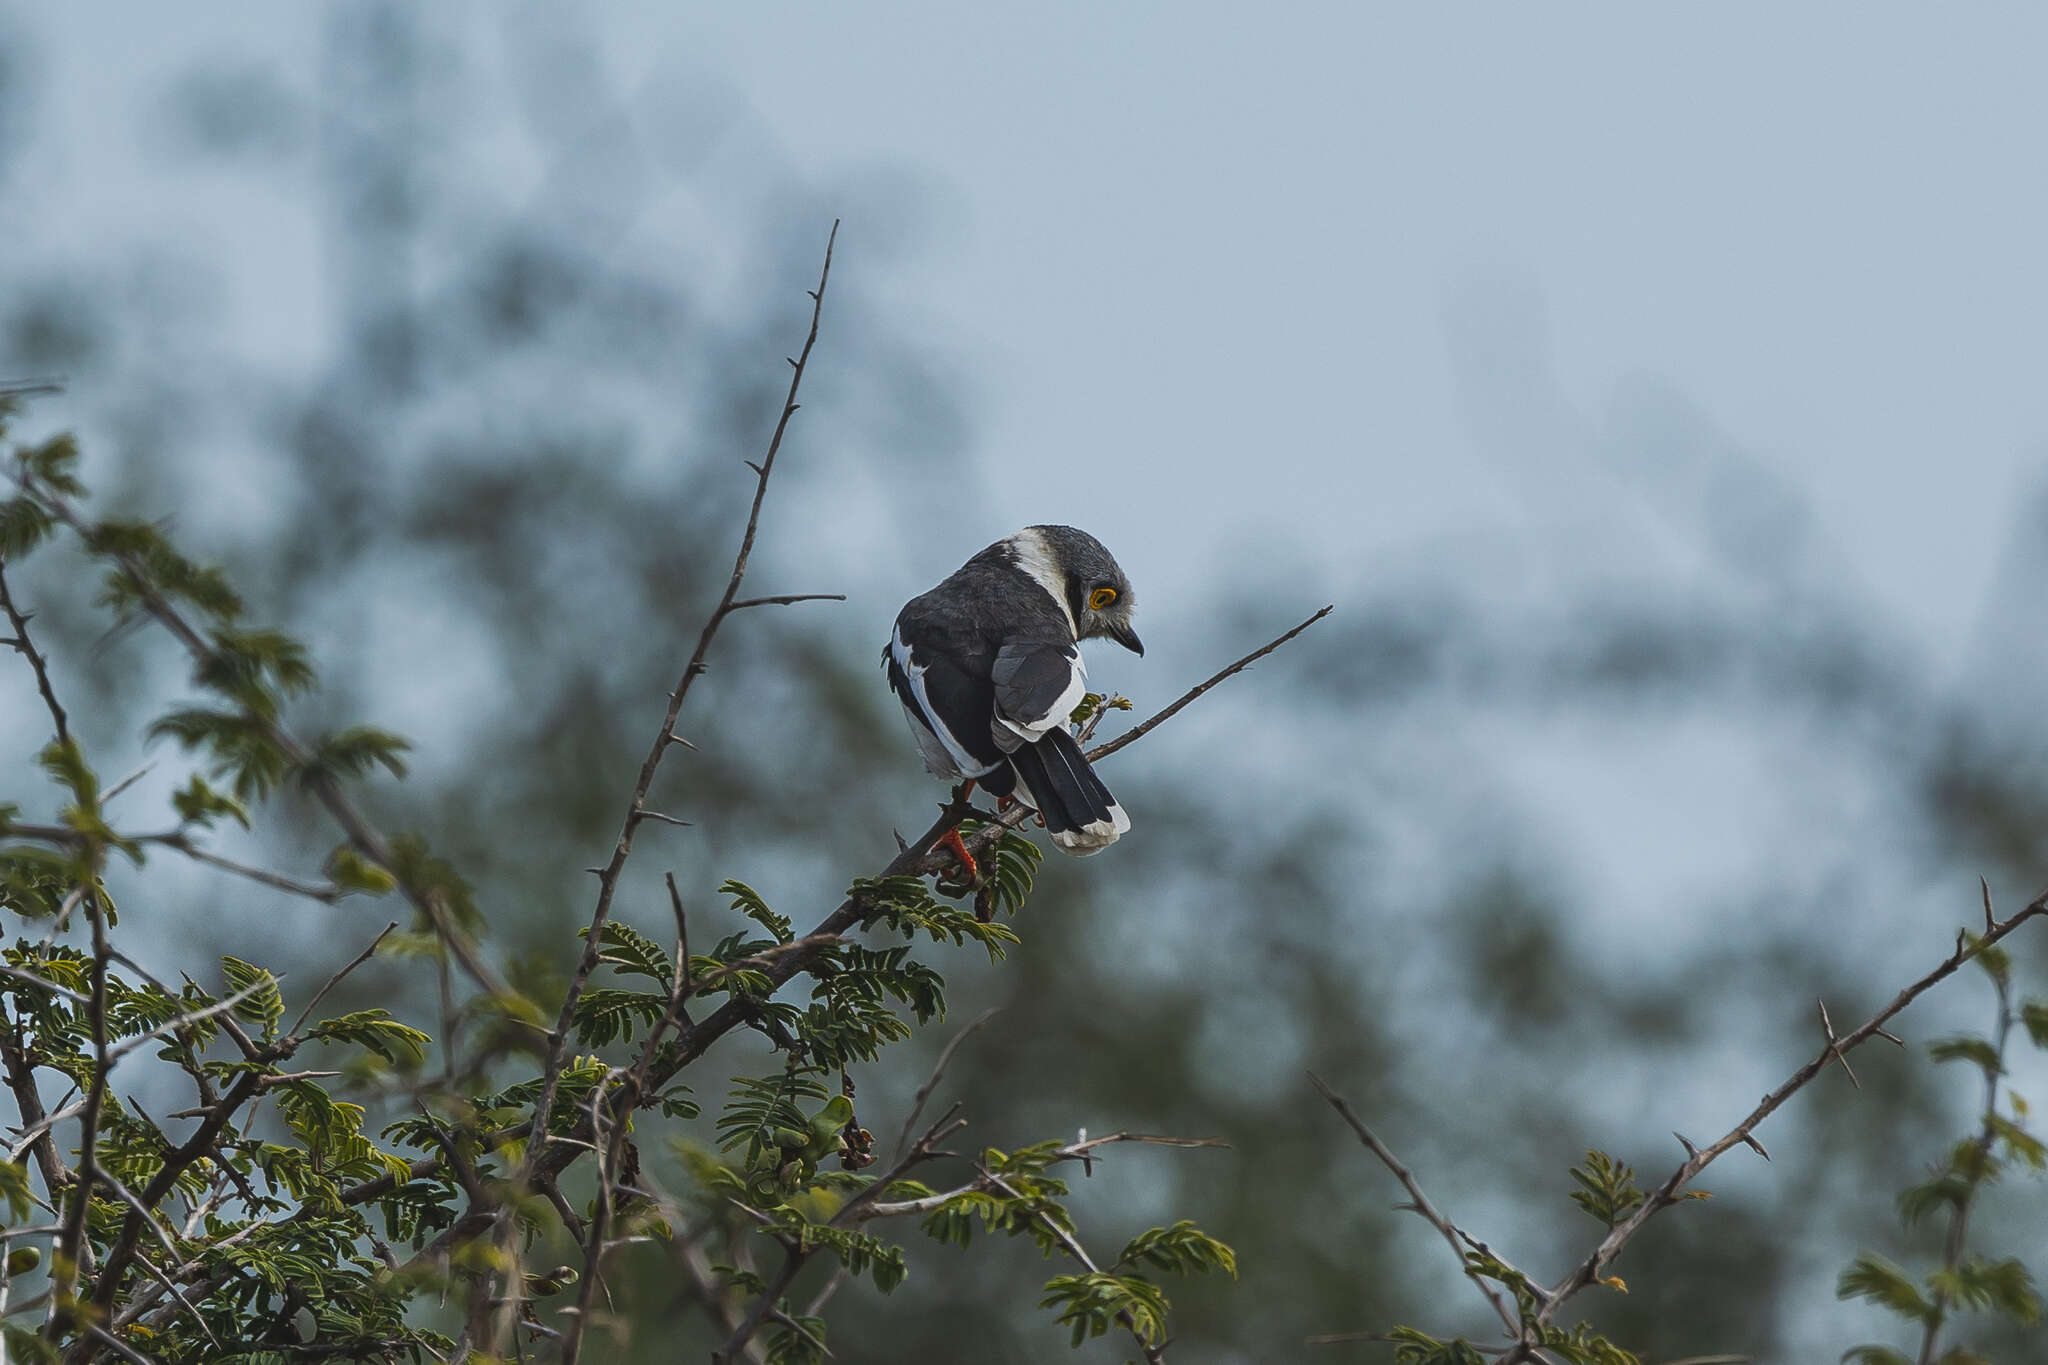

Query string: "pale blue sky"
[[17, 3, 2048, 659]]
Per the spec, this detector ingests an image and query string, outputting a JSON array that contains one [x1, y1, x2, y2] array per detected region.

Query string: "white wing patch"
[[893, 625, 1000, 778], [993, 649, 1088, 747]]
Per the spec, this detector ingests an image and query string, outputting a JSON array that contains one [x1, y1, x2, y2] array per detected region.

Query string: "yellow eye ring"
[[1089, 587, 1118, 611]]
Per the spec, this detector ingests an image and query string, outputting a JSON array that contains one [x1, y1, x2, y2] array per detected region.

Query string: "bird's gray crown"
[[1026, 525, 1129, 601], [1008, 525, 1142, 654]]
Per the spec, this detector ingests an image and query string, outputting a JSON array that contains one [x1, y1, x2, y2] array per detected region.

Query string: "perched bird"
[[887, 525, 1142, 868]]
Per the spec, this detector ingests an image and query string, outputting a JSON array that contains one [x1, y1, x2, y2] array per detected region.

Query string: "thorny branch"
[[0, 229, 1325, 1361], [1086, 604, 1332, 764], [1504, 885, 2048, 1359], [1306, 1072, 1523, 1340], [712, 1107, 971, 1365], [1916, 934, 2017, 1365], [1317, 882, 2048, 1360], [525, 217, 841, 1236], [0, 557, 69, 747]]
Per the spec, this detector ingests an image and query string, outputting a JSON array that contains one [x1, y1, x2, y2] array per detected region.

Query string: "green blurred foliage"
[[1, 6, 2046, 1363]]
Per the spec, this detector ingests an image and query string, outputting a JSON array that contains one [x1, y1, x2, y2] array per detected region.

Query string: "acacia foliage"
[[0, 395, 1232, 1363]]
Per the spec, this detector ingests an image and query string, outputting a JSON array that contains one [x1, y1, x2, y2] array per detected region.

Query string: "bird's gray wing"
[[989, 640, 1087, 751]]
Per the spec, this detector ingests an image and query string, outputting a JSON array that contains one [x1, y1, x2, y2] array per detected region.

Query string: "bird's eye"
[[1089, 586, 1118, 611]]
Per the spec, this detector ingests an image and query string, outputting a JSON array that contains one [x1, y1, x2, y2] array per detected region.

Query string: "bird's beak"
[[1110, 621, 1144, 656]]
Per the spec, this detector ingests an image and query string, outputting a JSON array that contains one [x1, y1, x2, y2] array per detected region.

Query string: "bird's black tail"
[[1007, 728, 1129, 855]]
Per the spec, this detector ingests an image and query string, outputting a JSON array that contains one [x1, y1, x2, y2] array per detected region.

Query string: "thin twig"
[[85, 1326, 157, 1365], [725, 593, 846, 611], [854, 1132, 1226, 1221], [1918, 959, 2014, 1364], [1493, 885, 2048, 1363], [0, 558, 70, 746], [528, 221, 841, 1257], [893, 1008, 999, 1162], [287, 921, 399, 1037], [46, 887, 113, 1344], [499, 603, 1330, 1220], [714, 1106, 965, 1364], [1307, 1073, 1521, 1336], [1086, 605, 1333, 763], [983, 1169, 1169, 1365], [0, 962, 91, 1005], [84, 1164, 218, 1348], [149, 833, 348, 904], [103, 978, 275, 1067]]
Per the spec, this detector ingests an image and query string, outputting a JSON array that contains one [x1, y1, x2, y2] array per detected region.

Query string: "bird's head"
[[1029, 524, 1143, 656]]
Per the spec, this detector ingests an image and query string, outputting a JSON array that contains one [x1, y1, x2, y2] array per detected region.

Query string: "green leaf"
[[0, 496, 53, 557], [1928, 1036, 2002, 1076], [37, 738, 97, 806], [1933, 1255, 2041, 1323], [571, 987, 668, 1047], [0, 1159, 32, 1219], [849, 874, 1021, 962], [780, 1222, 907, 1293], [1840, 1349, 1914, 1365], [196, 626, 317, 706], [1381, 1326, 1492, 1365], [326, 844, 396, 895], [2021, 1000, 2048, 1050], [21, 432, 83, 496], [586, 919, 674, 990], [721, 880, 793, 944], [310, 1009, 431, 1065], [1568, 1149, 1646, 1228], [86, 517, 243, 621], [170, 773, 250, 830], [1988, 1114, 2046, 1170], [1837, 1252, 1934, 1322], [1897, 1169, 1968, 1227], [303, 726, 411, 785], [221, 955, 285, 1038], [1039, 1271, 1171, 1349], [1114, 1221, 1237, 1278], [1966, 935, 2011, 987], [149, 706, 294, 800]]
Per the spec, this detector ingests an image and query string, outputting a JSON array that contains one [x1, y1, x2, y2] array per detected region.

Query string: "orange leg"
[[938, 826, 979, 881]]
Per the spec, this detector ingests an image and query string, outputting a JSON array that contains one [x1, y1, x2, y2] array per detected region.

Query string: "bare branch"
[[1307, 1072, 1520, 1337], [892, 1008, 999, 1162], [84, 1163, 218, 1349], [47, 888, 113, 1345], [0, 962, 91, 1006], [1086, 605, 1333, 763], [0, 558, 70, 747], [1494, 883, 2048, 1362], [286, 921, 400, 1037], [85, 1325, 157, 1365], [529, 220, 841, 1231], [983, 1169, 1169, 1365], [147, 832, 348, 904], [715, 1106, 966, 1364], [725, 593, 847, 611]]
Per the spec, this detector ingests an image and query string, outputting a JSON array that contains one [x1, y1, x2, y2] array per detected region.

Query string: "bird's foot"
[[937, 826, 980, 887]]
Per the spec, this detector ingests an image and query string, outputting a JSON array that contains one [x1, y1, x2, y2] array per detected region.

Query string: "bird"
[[886, 525, 1142, 873]]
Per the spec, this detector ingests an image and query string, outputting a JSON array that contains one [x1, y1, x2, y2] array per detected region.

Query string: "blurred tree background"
[[3, 5, 2046, 1362]]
